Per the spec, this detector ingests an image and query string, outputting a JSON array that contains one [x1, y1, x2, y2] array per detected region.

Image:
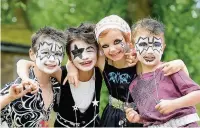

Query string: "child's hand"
[[8, 82, 31, 101], [22, 80, 39, 94], [125, 107, 140, 123], [125, 49, 138, 67], [157, 59, 188, 76], [155, 99, 178, 115], [63, 61, 79, 87]]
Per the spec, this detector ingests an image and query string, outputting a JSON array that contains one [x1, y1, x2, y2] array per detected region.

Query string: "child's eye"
[[55, 52, 61, 56], [154, 42, 161, 47], [102, 44, 109, 48], [139, 42, 147, 47], [42, 52, 49, 54], [114, 39, 122, 45]]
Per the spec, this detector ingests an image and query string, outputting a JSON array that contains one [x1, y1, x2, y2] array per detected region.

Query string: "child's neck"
[[141, 62, 161, 74], [78, 68, 94, 82], [110, 57, 127, 69], [33, 66, 51, 87]]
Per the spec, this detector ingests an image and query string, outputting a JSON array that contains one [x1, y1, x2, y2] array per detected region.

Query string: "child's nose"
[[81, 53, 89, 60], [48, 55, 56, 61], [109, 46, 117, 53], [146, 46, 154, 53]]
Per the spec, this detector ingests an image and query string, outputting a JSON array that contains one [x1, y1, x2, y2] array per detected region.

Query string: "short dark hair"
[[31, 26, 67, 53], [65, 23, 98, 60], [131, 18, 165, 41]]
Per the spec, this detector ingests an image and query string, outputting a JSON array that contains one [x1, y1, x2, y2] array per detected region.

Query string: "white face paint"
[[70, 40, 97, 71], [35, 37, 64, 74], [135, 33, 163, 67]]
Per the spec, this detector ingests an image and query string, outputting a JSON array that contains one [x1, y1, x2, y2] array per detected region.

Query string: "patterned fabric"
[[95, 15, 131, 41], [0, 67, 60, 127], [129, 69, 200, 126]]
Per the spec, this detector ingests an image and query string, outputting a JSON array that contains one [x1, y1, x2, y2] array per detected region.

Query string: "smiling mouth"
[[110, 51, 121, 57], [143, 56, 155, 62], [45, 64, 57, 68], [80, 60, 92, 66]]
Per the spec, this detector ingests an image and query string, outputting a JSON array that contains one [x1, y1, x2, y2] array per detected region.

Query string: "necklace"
[[71, 69, 98, 127], [138, 70, 160, 104]]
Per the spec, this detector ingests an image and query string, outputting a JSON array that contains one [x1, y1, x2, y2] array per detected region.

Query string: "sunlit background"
[[1, 0, 200, 126]]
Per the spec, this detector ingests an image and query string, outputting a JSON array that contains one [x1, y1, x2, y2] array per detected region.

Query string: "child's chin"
[[144, 61, 157, 66], [110, 55, 123, 61], [44, 68, 58, 74]]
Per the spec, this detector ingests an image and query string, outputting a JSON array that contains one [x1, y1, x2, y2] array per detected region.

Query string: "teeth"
[[81, 61, 91, 64]]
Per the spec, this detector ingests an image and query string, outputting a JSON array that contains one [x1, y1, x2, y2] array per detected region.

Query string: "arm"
[[63, 59, 79, 86], [0, 82, 37, 110], [17, 59, 62, 83], [17, 59, 34, 80], [155, 70, 200, 114], [158, 59, 189, 76]]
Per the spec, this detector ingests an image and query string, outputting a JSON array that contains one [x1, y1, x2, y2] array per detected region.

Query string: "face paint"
[[70, 40, 97, 71], [135, 37, 162, 55], [35, 38, 64, 74], [120, 41, 130, 53], [99, 29, 126, 61], [135, 36, 163, 66]]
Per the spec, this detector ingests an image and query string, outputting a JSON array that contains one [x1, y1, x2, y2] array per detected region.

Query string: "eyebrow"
[[86, 46, 95, 50], [41, 49, 49, 51]]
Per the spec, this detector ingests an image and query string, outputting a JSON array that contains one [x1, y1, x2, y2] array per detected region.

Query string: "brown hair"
[[31, 26, 67, 53], [65, 23, 98, 60], [131, 18, 165, 44]]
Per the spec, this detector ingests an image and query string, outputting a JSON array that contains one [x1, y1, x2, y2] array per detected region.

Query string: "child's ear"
[[29, 49, 36, 61]]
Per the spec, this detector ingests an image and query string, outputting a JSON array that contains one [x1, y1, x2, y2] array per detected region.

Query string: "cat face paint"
[[35, 37, 64, 74], [135, 36, 163, 66], [70, 40, 97, 71]]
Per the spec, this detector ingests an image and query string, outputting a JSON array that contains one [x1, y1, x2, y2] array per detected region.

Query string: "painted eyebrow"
[[86, 46, 95, 50], [41, 49, 49, 51]]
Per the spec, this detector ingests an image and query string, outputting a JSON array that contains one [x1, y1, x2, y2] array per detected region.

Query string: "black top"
[[0, 67, 60, 127], [102, 60, 137, 102], [54, 66, 102, 127]]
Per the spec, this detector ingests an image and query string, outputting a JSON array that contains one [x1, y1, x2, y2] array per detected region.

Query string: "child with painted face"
[[16, 23, 102, 127], [0, 27, 66, 127], [125, 18, 200, 127], [53, 23, 102, 127], [66, 15, 189, 127]]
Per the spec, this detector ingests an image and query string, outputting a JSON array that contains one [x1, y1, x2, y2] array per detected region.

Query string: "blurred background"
[[1, 0, 200, 126]]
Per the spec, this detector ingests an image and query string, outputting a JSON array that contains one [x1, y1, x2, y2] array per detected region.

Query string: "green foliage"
[[152, 0, 200, 84], [100, 81, 109, 116], [26, 0, 127, 30], [1, 0, 26, 24]]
